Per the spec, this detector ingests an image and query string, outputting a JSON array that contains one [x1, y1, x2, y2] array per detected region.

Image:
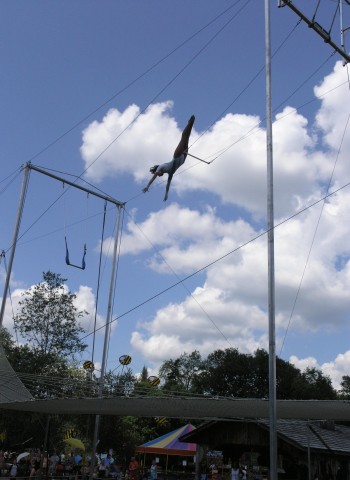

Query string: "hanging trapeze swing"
[[65, 237, 87, 270], [63, 182, 88, 270]]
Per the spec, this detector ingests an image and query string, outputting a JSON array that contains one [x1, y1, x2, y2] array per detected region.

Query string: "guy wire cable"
[[279, 111, 350, 356], [6, 1, 251, 250], [123, 206, 233, 348], [81, 177, 350, 342], [23, 1, 246, 167]]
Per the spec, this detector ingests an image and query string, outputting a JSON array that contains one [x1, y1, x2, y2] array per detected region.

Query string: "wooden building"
[[180, 420, 350, 480]]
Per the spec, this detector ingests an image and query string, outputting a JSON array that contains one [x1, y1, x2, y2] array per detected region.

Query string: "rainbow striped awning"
[[136, 424, 196, 456]]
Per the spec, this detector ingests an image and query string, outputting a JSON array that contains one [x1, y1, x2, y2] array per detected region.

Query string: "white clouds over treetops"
[[1, 283, 107, 347], [81, 60, 350, 390]]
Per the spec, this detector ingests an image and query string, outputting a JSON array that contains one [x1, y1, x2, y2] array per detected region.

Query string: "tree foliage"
[[339, 375, 350, 398], [13, 271, 87, 357], [159, 348, 337, 400], [1, 288, 343, 456], [159, 351, 203, 392]]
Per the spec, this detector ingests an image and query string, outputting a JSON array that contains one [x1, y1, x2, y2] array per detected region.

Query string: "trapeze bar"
[[186, 152, 210, 164]]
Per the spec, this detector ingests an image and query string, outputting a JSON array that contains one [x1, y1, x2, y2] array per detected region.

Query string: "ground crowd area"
[[0, 450, 150, 480]]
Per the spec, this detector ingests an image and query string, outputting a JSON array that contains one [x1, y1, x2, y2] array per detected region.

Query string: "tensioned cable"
[[279, 112, 350, 356], [0, 168, 22, 196], [123, 207, 233, 347], [23, 1, 243, 167], [3, 6, 332, 250], [312, 0, 322, 22], [10, 72, 349, 251], [4, 2, 250, 252], [0, 167, 22, 186], [122, 35, 336, 203], [329, 2, 340, 34], [188, 18, 303, 157], [196, 50, 336, 164], [125, 63, 344, 205], [201, 61, 342, 165], [81, 179, 350, 342], [72, 0, 252, 181], [12, 5, 296, 213], [2, 7, 340, 253], [11, 370, 241, 399]]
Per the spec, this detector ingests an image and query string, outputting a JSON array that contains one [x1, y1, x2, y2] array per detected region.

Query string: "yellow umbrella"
[[64, 438, 85, 451]]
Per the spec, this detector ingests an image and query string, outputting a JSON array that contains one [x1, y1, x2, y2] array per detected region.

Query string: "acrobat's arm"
[[142, 173, 158, 193], [163, 174, 173, 201]]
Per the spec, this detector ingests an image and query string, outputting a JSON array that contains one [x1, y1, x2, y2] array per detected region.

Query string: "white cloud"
[[74, 285, 107, 335], [321, 351, 350, 391], [0, 281, 107, 342], [289, 355, 319, 373], [80, 86, 345, 221], [81, 101, 180, 183], [0, 58, 339, 388], [121, 61, 350, 387], [290, 352, 350, 391]]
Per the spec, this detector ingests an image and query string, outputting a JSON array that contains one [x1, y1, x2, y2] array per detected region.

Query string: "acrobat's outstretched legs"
[[173, 115, 195, 159]]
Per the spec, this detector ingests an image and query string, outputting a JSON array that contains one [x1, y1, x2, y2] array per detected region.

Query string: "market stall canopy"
[[136, 424, 196, 456]]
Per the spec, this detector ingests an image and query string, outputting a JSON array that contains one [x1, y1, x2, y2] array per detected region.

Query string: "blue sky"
[[1, 0, 350, 390]]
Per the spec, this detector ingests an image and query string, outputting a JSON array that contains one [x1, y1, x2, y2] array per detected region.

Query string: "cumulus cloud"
[[81, 101, 181, 183], [0, 280, 107, 343], [290, 352, 350, 391], [73, 285, 107, 335], [78, 59, 350, 388]]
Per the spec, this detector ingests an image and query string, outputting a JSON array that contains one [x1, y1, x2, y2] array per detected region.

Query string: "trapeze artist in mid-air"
[[142, 114, 195, 201]]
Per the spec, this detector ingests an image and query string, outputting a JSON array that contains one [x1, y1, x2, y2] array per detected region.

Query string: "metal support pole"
[[265, 1, 278, 480], [89, 204, 123, 480], [0, 163, 31, 328]]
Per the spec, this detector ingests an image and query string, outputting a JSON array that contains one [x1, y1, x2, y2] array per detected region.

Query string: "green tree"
[[0, 326, 14, 351], [295, 367, 337, 400], [159, 350, 203, 392], [103, 368, 136, 396], [339, 375, 350, 398], [194, 348, 257, 397], [140, 365, 149, 382], [176, 348, 337, 400], [13, 271, 87, 356], [0, 272, 91, 449]]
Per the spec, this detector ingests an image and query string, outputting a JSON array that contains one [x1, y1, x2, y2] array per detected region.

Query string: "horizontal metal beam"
[[28, 163, 124, 207], [279, 0, 350, 64]]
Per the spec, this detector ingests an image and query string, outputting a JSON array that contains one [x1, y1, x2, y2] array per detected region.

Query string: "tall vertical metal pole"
[[90, 204, 123, 480], [265, 1, 278, 480], [0, 163, 30, 328]]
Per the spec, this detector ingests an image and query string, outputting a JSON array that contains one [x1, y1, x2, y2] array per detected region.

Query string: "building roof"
[[262, 420, 350, 455], [179, 420, 350, 456]]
